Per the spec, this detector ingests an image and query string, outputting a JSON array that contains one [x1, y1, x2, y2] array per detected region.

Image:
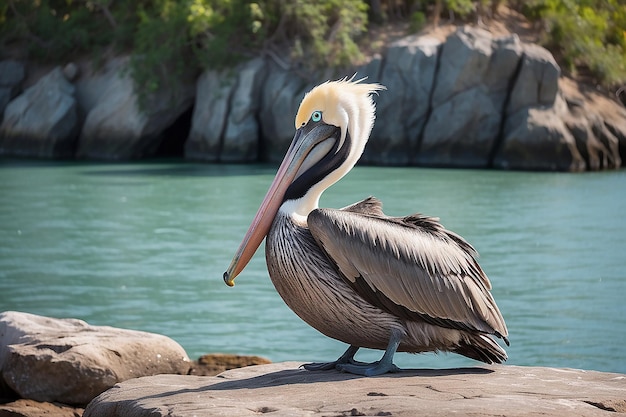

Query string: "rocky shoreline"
[[2, 311, 625, 417], [1, 26, 624, 171]]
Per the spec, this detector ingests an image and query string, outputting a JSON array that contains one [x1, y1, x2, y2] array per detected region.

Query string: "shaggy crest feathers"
[[295, 77, 386, 139]]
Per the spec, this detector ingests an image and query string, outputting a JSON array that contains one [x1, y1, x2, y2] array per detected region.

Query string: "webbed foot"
[[336, 360, 400, 376], [333, 330, 403, 376], [302, 345, 360, 371]]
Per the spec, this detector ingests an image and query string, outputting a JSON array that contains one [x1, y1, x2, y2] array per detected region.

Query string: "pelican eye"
[[311, 111, 322, 123]]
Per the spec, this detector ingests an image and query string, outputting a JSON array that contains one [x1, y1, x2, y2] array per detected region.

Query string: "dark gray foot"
[[336, 360, 400, 376], [302, 345, 360, 371], [335, 330, 403, 376]]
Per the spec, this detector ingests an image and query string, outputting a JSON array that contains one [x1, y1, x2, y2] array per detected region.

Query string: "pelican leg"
[[303, 345, 361, 371], [336, 331, 402, 376]]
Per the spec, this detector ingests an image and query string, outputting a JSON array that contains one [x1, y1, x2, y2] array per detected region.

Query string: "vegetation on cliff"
[[1, 0, 625, 94]]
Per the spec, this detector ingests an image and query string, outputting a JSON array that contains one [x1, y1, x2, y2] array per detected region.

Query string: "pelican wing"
[[307, 197, 508, 340]]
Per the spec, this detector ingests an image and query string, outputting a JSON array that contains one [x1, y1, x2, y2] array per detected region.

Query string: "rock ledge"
[[85, 362, 626, 417]]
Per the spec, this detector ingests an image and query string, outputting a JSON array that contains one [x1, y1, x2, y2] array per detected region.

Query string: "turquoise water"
[[1, 160, 625, 374]]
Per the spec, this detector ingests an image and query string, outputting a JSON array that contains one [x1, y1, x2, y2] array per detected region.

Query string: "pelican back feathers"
[[308, 197, 509, 344]]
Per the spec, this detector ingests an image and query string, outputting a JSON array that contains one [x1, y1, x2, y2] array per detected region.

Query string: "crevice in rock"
[[604, 120, 626, 166], [217, 75, 238, 163], [583, 400, 618, 412], [252, 60, 270, 163], [36, 344, 73, 354], [487, 51, 526, 168], [154, 105, 193, 158], [413, 43, 443, 164]]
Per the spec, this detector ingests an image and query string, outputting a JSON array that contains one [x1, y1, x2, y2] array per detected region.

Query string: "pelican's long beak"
[[223, 123, 339, 286]]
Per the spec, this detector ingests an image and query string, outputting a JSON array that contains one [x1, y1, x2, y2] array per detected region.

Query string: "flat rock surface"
[[85, 362, 626, 417]]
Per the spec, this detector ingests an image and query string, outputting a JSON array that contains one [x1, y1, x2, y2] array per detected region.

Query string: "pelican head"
[[224, 78, 385, 286]]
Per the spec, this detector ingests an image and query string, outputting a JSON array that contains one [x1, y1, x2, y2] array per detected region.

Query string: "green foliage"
[[2, 0, 624, 93], [409, 11, 427, 33], [445, 0, 476, 18], [522, 0, 626, 87], [278, 0, 368, 67]]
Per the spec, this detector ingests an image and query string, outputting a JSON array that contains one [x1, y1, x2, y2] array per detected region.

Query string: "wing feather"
[[307, 199, 508, 339]]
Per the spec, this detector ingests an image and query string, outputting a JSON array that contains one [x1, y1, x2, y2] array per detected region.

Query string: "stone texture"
[[0, 311, 191, 406], [221, 58, 268, 162], [0, 399, 83, 417], [186, 58, 268, 162], [84, 362, 626, 417], [507, 42, 560, 114], [0, 60, 26, 123], [259, 64, 309, 163], [0, 67, 78, 158], [366, 34, 440, 165], [185, 68, 236, 161], [76, 57, 194, 159], [560, 78, 625, 170], [190, 353, 272, 376], [417, 26, 523, 168], [495, 94, 586, 171]]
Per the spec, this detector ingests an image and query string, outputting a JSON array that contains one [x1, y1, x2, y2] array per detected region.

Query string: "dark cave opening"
[[154, 106, 194, 158]]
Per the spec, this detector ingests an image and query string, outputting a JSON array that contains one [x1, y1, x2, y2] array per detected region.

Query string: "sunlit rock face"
[[75, 57, 195, 160], [1, 26, 624, 170], [0, 67, 78, 158], [0, 311, 191, 406]]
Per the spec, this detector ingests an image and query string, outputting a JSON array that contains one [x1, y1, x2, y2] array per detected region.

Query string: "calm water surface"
[[1, 160, 624, 374]]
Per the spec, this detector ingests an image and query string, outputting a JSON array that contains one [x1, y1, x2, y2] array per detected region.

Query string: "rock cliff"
[[1, 26, 624, 170]]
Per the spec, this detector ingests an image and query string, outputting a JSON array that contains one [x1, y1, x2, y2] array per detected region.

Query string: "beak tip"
[[223, 271, 235, 287]]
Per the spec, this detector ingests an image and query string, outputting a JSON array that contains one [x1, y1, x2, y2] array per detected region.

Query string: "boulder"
[[259, 64, 309, 162], [76, 57, 194, 159], [417, 27, 523, 167], [221, 58, 268, 162], [560, 78, 625, 170], [0, 67, 78, 158], [185, 67, 236, 161], [507, 42, 560, 114], [0, 311, 191, 406], [186, 58, 268, 162], [495, 94, 585, 171], [84, 362, 626, 417], [0, 60, 26, 123], [366, 34, 440, 165], [185, 70, 236, 162]]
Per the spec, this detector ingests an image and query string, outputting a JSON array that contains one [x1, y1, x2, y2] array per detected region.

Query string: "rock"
[[185, 67, 235, 161], [495, 94, 586, 171], [0, 399, 83, 417], [221, 58, 268, 162], [190, 353, 272, 376], [0, 60, 26, 123], [186, 58, 267, 162], [0, 311, 191, 406], [417, 27, 523, 168], [507, 42, 560, 114], [366, 34, 440, 165], [84, 362, 626, 417], [0, 67, 78, 158], [259, 64, 309, 162], [62, 63, 79, 82], [560, 78, 625, 170], [76, 57, 194, 159]]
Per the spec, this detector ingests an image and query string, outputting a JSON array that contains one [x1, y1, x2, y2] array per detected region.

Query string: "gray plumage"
[[267, 197, 508, 365]]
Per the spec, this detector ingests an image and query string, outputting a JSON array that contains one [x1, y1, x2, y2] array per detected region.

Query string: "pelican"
[[223, 78, 509, 376]]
